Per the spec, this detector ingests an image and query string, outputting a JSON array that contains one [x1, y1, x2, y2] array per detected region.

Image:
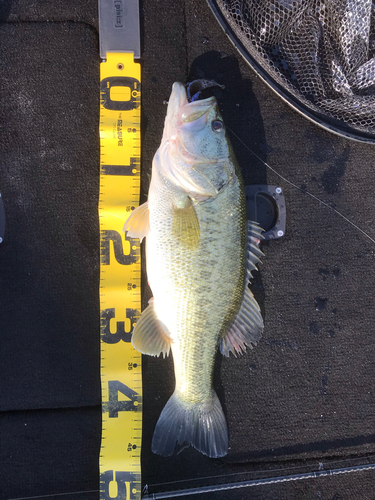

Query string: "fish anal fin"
[[220, 286, 264, 357], [172, 197, 200, 249], [123, 201, 149, 242], [131, 298, 172, 358]]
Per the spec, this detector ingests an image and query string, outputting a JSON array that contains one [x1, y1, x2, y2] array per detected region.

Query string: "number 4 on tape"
[[103, 380, 141, 418]]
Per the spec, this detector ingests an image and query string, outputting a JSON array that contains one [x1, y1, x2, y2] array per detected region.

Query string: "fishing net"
[[208, 0, 375, 142]]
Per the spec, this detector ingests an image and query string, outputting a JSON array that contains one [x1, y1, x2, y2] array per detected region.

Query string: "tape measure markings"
[[99, 52, 142, 500]]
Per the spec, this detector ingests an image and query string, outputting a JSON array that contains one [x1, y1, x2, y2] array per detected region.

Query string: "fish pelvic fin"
[[131, 298, 172, 358], [172, 197, 200, 249], [220, 221, 264, 357], [152, 390, 228, 458], [123, 201, 149, 242]]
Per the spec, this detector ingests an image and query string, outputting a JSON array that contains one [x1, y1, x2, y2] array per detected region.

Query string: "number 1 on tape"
[[99, 52, 142, 500]]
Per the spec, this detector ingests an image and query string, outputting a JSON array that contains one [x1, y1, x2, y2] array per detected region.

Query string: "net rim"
[[206, 0, 375, 145]]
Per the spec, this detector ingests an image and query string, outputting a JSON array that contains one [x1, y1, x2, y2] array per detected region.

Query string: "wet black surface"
[[1, 0, 375, 499]]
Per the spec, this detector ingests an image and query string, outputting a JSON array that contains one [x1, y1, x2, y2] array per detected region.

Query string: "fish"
[[124, 82, 264, 458]]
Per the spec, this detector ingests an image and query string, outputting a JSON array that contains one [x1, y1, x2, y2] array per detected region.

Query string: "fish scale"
[[148, 161, 245, 411]]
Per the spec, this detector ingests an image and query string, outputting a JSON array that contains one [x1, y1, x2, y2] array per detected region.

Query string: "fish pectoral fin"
[[123, 201, 149, 242], [220, 286, 264, 357], [131, 298, 172, 358], [172, 197, 200, 249]]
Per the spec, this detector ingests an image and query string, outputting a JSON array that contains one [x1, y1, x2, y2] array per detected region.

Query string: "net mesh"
[[214, 0, 375, 138]]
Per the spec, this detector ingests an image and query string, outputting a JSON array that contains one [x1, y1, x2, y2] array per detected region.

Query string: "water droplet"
[[333, 268, 340, 278], [315, 297, 327, 311], [309, 321, 320, 335]]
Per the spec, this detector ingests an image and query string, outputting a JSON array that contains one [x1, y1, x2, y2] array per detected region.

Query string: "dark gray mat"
[[1, 407, 100, 500], [0, 22, 100, 412], [0, 0, 374, 499]]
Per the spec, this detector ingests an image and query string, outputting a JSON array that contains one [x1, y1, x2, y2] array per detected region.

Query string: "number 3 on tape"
[[99, 52, 142, 500]]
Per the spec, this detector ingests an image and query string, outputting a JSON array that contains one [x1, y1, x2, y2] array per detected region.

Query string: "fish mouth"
[[178, 96, 217, 124], [173, 94, 225, 166], [163, 83, 216, 138], [159, 82, 232, 199]]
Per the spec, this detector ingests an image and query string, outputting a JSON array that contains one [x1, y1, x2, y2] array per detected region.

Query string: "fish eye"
[[211, 120, 223, 132]]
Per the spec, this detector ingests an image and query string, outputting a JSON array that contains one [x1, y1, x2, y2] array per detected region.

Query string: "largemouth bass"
[[124, 82, 264, 458]]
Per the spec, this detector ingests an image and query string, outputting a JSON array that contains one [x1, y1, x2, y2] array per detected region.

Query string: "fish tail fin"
[[151, 390, 228, 458]]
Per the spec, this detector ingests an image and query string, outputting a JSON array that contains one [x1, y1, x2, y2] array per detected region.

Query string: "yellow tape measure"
[[99, 52, 142, 500]]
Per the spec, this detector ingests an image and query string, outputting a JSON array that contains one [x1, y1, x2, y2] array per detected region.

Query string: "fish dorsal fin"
[[131, 298, 172, 358], [123, 201, 149, 242], [172, 197, 200, 249], [220, 221, 264, 357]]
